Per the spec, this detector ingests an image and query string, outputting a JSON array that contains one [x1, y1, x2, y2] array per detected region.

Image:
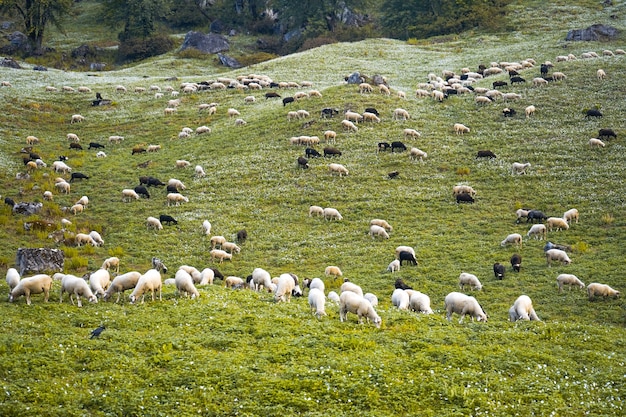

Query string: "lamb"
[[103, 271, 141, 303], [458, 272, 482, 291], [509, 295, 540, 321], [102, 257, 120, 273], [309, 205, 324, 217], [325, 266, 343, 278], [323, 207, 343, 221], [410, 147, 427, 161], [409, 291, 433, 314], [369, 224, 390, 239], [327, 291, 340, 303], [9, 274, 53, 305], [501, 233, 523, 248], [274, 273, 301, 303], [250, 267, 273, 292], [210, 249, 232, 263], [588, 138, 606, 148], [391, 288, 410, 310], [6, 268, 20, 293], [70, 114, 85, 124], [129, 269, 162, 303], [597, 69, 606, 80], [146, 216, 163, 231], [444, 292, 487, 323], [308, 287, 327, 318], [511, 162, 531, 175], [454, 123, 470, 135], [546, 248, 571, 267], [527, 224, 547, 240], [587, 283, 620, 300], [358, 83, 373, 93], [59, 274, 98, 307], [340, 281, 363, 297], [398, 251, 418, 266], [546, 217, 569, 232], [70, 203, 84, 215], [339, 291, 382, 328], [563, 208, 579, 224], [556, 274, 585, 292], [167, 193, 189, 206], [328, 163, 348, 177], [387, 259, 400, 273], [175, 269, 200, 299]]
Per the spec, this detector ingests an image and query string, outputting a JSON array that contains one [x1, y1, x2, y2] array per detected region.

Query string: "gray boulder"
[[180, 32, 229, 54], [566, 24, 620, 41], [16, 248, 64, 276], [13, 202, 42, 215], [345, 71, 363, 84], [217, 53, 242, 69], [0, 57, 21, 69]]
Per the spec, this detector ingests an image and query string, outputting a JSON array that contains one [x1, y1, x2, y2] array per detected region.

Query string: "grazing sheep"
[[454, 123, 470, 135], [339, 291, 382, 328], [387, 259, 400, 273], [129, 269, 162, 303], [563, 208, 579, 224], [452, 185, 476, 196], [89, 231, 104, 246], [167, 193, 189, 206], [59, 274, 98, 307], [364, 293, 379, 307], [515, 209, 530, 223], [70, 203, 84, 215], [210, 249, 232, 263], [309, 205, 324, 217], [398, 251, 418, 266], [225, 276, 245, 289], [369, 224, 390, 239], [202, 220, 212, 235], [509, 295, 540, 321], [75, 233, 97, 247], [510, 254, 522, 272], [210, 235, 226, 249], [395, 246, 416, 258], [325, 266, 343, 278], [324, 130, 337, 143], [588, 138, 606, 148], [327, 291, 340, 303], [122, 189, 140, 202], [392, 108, 410, 121], [585, 109, 603, 118], [358, 83, 373, 94], [175, 269, 200, 299], [370, 219, 392, 231], [323, 207, 343, 221], [362, 112, 380, 122], [587, 283, 620, 300], [52, 160, 72, 173], [102, 257, 120, 273], [70, 114, 85, 124], [527, 210, 548, 223], [9, 274, 53, 305], [598, 128, 617, 140], [146, 216, 163, 231], [345, 111, 363, 123], [493, 263, 505, 280], [547, 217, 569, 232], [410, 147, 427, 161], [456, 193, 475, 204], [597, 69, 606, 80], [409, 291, 433, 314], [340, 281, 363, 297], [250, 267, 273, 292], [556, 274, 585, 292], [6, 268, 20, 293], [88, 269, 111, 298], [341, 119, 358, 132], [511, 162, 531, 175], [274, 273, 301, 303], [102, 271, 141, 303], [527, 224, 547, 240], [525, 105, 536, 118], [391, 288, 410, 310], [501, 233, 523, 248], [444, 292, 487, 323], [459, 272, 482, 291], [546, 248, 571, 267], [222, 241, 241, 254], [308, 288, 327, 318]]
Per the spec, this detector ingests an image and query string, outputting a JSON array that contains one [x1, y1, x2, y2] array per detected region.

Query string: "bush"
[[117, 36, 176, 63]]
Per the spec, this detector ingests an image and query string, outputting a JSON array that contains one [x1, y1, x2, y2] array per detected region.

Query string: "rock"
[[217, 53, 242, 69], [180, 31, 229, 54], [0, 57, 21, 69], [12, 202, 42, 215], [90, 62, 106, 71], [371, 74, 387, 86], [566, 24, 620, 41], [16, 248, 64, 276], [33, 65, 47, 71], [345, 71, 363, 84]]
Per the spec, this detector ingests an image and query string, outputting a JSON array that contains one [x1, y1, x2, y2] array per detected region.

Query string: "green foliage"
[[117, 35, 176, 62], [236, 52, 280, 67]]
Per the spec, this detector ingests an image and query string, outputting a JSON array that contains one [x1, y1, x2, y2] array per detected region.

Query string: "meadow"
[[0, 1, 624, 416]]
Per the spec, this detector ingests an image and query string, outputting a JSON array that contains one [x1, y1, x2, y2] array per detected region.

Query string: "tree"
[[0, 0, 74, 54], [269, 0, 367, 35], [100, 0, 172, 41]]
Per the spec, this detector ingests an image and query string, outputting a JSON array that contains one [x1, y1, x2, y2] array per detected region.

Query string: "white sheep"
[[55, 180, 71, 194], [328, 163, 349, 177], [395, 245, 416, 259], [6, 268, 20, 293], [198, 268, 215, 285], [222, 241, 241, 254], [210, 249, 232, 263], [122, 189, 140, 202], [251, 267, 273, 292], [325, 266, 343, 278], [26, 135, 40, 145], [109, 135, 124, 144], [511, 162, 531, 175], [163, 107, 177, 115], [444, 292, 487, 323], [306, 277, 325, 293], [503, 93, 522, 101], [195, 126, 211, 135], [102, 257, 120, 274], [358, 82, 373, 93], [327, 291, 340, 303], [323, 130, 337, 143], [391, 288, 410, 310], [103, 271, 141, 302], [339, 291, 382, 328], [454, 123, 470, 135], [344, 111, 363, 123], [363, 292, 379, 307], [43, 190, 53, 201], [129, 269, 162, 303], [508, 295, 540, 321], [70, 203, 84, 215], [409, 291, 433, 314], [225, 276, 245, 289], [458, 272, 482, 291], [146, 216, 163, 231], [501, 233, 523, 248], [52, 160, 72, 173], [9, 274, 53, 305], [362, 112, 380, 123], [546, 217, 569, 232], [227, 108, 241, 118], [341, 119, 358, 132], [587, 283, 620, 300], [96, 151, 107, 158], [387, 259, 400, 273], [195, 165, 206, 177], [210, 235, 226, 249], [563, 208, 579, 224], [525, 105, 536, 118], [168, 178, 186, 191], [175, 160, 191, 168], [597, 69, 606, 80], [308, 287, 327, 318], [546, 248, 571, 267], [89, 231, 104, 247], [59, 274, 97, 307], [234, 118, 247, 126], [309, 205, 324, 217], [556, 274, 585, 292], [167, 192, 189, 206], [75, 233, 96, 247], [202, 220, 212, 235], [175, 269, 200, 299], [452, 185, 476, 196], [392, 108, 410, 121], [274, 273, 301, 303], [410, 147, 427, 161], [370, 219, 392, 231], [88, 269, 111, 298], [527, 224, 547, 240], [323, 207, 343, 221], [147, 144, 162, 152], [70, 114, 85, 124], [340, 281, 363, 297], [588, 138, 606, 148], [66, 133, 80, 143]]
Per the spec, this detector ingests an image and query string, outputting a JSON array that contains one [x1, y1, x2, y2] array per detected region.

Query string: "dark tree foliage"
[[268, 0, 367, 35], [100, 0, 172, 41]]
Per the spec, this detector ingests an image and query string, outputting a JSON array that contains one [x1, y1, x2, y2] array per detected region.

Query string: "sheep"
[[444, 292, 487, 323], [234, 118, 247, 126], [358, 82, 373, 93], [409, 291, 433, 314], [102, 271, 142, 303], [225, 276, 245, 289], [323, 207, 343, 221], [59, 274, 98, 307], [70, 114, 85, 124], [52, 160, 72, 173], [511, 162, 531, 175], [403, 128, 421, 139], [391, 141, 407, 152], [175, 269, 200, 299], [9, 274, 53, 305], [458, 272, 482, 291], [55, 181, 71, 194], [202, 220, 212, 235], [452, 185, 476, 196], [309, 205, 324, 217], [527, 209, 548, 223], [493, 263, 505, 280], [325, 266, 343, 278], [96, 151, 107, 158], [163, 107, 177, 115], [167, 178, 186, 191], [387, 259, 400, 273], [70, 203, 84, 215], [75, 233, 96, 247], [194, 268, 215, 286], [511, 254, 522, 272], [509, 295, 540, 321], [391, 288, 410, 310], [305, 277, 325, 293], [552, 72, 567, 81], [89, 231, 104, 247], [563, 208, 579, 224], [210, 249, 232, 263], [340, 281, 363, 297], [167, 193, 189, 206], [323, 130, 337, 143], [397, 251, 417, 266], [210, 235, 226, 249], [26, 135, 40, 145], [587, 283, 620, 300], [556, 274, 585, 292], [546, 217, 569, 232], [344, 111, 363, 123], [588, 138, 606, 148], [88, 269, 111, 298], [222, 241, 241, 254], [327, 291, 340, 303], [370, 219, 392, 231], [108, 135, 124, 144], [454, 123, 470, 135], [274, 273, 301, 303], [339, 291, 381, 328], [597, 69, 606, 80], [362, 112, 381, 123], [527, 224, 547, 240], [546, 248, 571, 267], [364, 293, 379, 307], [392, 108, 410, 121], [146, 216, 163, 231], [369, 224, 390, 239], [122, 189, 140, 202], [175, 160, 191, 169], [341, 119, 358, 132], [308, 288, 327, 318], [6, 268, 20, 293], [432, 90, 445, 101], [250, 267, 273, 292], [525, 105, 536, 118], [129, 269, 162, 303], [102, 257, 120, 274], [501, 233, 523, 248], [410, 147, 427, 161]]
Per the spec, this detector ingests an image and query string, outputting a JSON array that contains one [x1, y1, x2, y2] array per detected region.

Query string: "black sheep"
[[305, 148, 321, 158], [265, 92, 281, 99], [70, 172, 89, 182], [377, 142, 391, 152], [323, 147, 342, 157], [510, 76, 526, 84], [364, 107, 379, 116], [476, 150, 496, 159], [492, 80, 508, 89], [598, 128, 617, 140], [297, 156, 310, 169], [282, 97, 294, 106], [134, 185, 150, 198], [510, 254, 522, 272], [132, 147, 146, 155], [166, 185, 178, 193], [391, 141, 407, 152], [212, 268, 224, 281], [526, 210, 547, 223], [398, 251, 418, 266], [540, 63, 549, 76], [159, 214, 178, 225], [320, 108, 339, 118], [456, 193, 475, 204], [387, 171, 400, 179], [69, 143, 83, 150], [394, 278, 413, 290], [502, 107, 516, 117], [88, 142, 105, 149], [236, 229, 248, 243], [493, 262, 505, 280], [585, 109, 603, 118], [146, 177, 165, 187], [4, 197, 15, 207]]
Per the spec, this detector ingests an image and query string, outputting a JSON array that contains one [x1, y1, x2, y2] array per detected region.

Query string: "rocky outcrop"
[[16, 248, 64, 276]]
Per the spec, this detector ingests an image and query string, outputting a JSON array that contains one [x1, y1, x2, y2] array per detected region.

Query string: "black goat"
[[387, 171, 400, 179], [492, 80, 508, 89], [282, 97, 294, 106]]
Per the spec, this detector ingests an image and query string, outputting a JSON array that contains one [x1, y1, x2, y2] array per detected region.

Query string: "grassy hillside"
[[0, 1, 625, 416]]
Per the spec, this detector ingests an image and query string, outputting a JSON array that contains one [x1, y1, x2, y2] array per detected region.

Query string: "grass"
[[0, 0, 625, 416]]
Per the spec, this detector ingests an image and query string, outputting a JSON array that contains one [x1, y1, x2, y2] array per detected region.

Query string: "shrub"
[[237, 52, 279, 67], [117, 36, 176, 63]]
